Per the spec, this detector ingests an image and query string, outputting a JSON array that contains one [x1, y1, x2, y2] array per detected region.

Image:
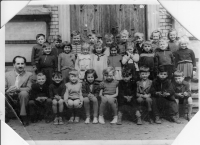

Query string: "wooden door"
[[70, 5, 147, 40]]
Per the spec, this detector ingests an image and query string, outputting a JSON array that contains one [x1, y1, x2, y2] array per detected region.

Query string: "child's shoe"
[[110, 116, 118, 124], [93, 117, 98, 124], [98, 115, 105, 124], [116, 113, 122, 125], [53, 117, 59, 125], [155, 116, 162, 124], [58, 117, 64, 125], [74, 117, 80, 123], [137, 117, 142, 125], [69, 116, 74, 123], [171, 116, 181, 124], [85, 117, 90, 124]]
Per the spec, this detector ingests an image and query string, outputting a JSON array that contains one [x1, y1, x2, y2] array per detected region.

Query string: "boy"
[[51, 35, 63, 58], [117, 68, 141, 125], [172, 70, 192, 121], [49, 72, 66, 125], [38, 42, 57, 86], [150, 66, 181, 124], [29, 72, 52, 123], [134, 32, 144, 55], [104, 33, 114, 56], [154, 38, 175, 79], [31, 34, 46, 72], [136, 66, 153, 124], [71, 30, 82, 57]]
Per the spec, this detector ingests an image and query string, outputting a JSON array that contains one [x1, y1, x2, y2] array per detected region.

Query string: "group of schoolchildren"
[[29, 28, 196, 126]]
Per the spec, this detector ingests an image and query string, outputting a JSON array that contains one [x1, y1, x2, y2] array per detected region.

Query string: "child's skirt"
[[177, 62, 193, 78], [114, 67, 122, 80]]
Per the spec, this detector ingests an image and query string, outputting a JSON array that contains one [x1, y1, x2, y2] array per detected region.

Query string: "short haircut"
[[158, 38, 168, 45], [134, 32, 144, 39], [167, 28, 178, 40], [150, 30, 162, 40], [103, 67, 115, 76], [174, 70, 184, 77], [84, 69, 98, 80], [36, 34, 45, 40], [105, 33, 114, 41], [82, 42, 90, 51], [71, 30, 80, 37], [52, 71, 62, 78], [110, 43, 119, 53], [122, 67, 132, 77], [120, 29, 129, 37], [13, 56, 27, 64], [42, 42, 51, 48], [62, 41, 72, 50], [178, 36, 190, 45], [139, 66, 150, 73], [53, 35, 62, 42], [36, 72, 46, 78], [158, 66, 168, 73], [143, 40, 152, 46], [69, 69, 79, 77]]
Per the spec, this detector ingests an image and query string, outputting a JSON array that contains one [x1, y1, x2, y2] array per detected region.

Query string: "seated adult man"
[[5, 56, 32, 126]]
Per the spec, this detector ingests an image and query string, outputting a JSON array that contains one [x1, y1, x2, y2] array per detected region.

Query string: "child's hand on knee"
[[183, 92, 189, 97]]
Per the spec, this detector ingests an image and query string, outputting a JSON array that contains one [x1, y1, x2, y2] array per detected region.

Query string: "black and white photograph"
[[2, 1, 200, 144]]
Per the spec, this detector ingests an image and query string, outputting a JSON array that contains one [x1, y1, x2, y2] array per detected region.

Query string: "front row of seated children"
[[29, 65, 192, 125]]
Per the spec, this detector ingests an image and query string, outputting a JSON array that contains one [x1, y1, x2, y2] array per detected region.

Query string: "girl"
[[91, 43, 108, 82], [64, 69, 83, 123], [58, 41, 75, 84], [139, 41, 155, 80], [75, 43, 92, 81], [150, 29, 162, 52], [168, 28, 179, 54], [104, 33, 114, 56], [118, 29, 129, 55], [99, 67, 119, 124], [107, 43, 123, 80], [134, 32, 145, 55], [174, 36, 196, 83], [82, 69, 100, 124], [71, 30, 82, 57], [88, 33, 98, 54], [122, 41, 139, 80]]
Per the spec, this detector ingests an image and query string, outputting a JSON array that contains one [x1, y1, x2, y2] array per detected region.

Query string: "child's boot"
[[116, 112, 122, 125], [136, 110, 142, 125], [187, 104, 193, 121], [69, 116, 74, 123], [148, 111, 154, 124], [98, 115, 105, 124], [85, 117, 90, 124], [53, 116, 59, 125], [110, 116, 118, 124], [171, 115, 181, 124], [58, 117, 64, 125], [155, 116, 162, 124], [74, 116, 80, 123], [93, 117, 98, 124]]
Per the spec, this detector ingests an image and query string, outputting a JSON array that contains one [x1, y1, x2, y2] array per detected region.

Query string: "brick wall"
[[159, 5, 173, 38], [45, 5, 59, 43]]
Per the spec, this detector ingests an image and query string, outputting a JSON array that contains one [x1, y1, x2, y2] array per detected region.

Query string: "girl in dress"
[[150, 29, 162, 52], [167, 28, 179, 54], [91, 43, 108, 82], [122, 41, 139, 80], [104, 33, 114, 57], [75, 43, 92, 81], [174, 36, 196, 83], [107, 43, 123, 80]]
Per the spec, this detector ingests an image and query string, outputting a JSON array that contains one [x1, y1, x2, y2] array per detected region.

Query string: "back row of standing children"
[[29, 28, 196, 125]]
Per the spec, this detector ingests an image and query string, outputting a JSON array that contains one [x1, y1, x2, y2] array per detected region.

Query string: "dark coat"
[[82, 81, 100, 98], [150, 77, 175, 100], [172, 80, 191, 99], [118, 79, 136, 106], [136, 79, 152, 97], [49, 82, 66, 99], [30, 83, 49, 100], [139, 49, 155, 71]]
